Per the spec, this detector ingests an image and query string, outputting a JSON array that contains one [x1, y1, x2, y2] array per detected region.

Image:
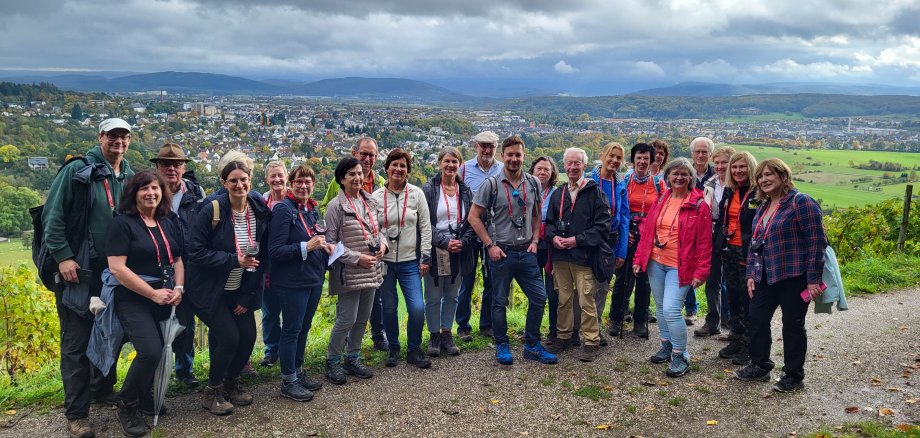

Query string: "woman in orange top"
[[633, 157, 712, 378], [716, 152, 759, 365]]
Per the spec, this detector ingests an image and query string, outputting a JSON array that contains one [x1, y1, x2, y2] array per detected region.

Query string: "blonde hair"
[[712, 145, 736, 161], [753, 158, 795, 200], [725, 151, 757, 191], [263, 160, 287, 183], [600, 142, 625, 171], [217, 150, 253, 176]]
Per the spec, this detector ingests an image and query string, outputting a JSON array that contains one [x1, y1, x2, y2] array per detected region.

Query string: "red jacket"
[[633, 188, 712, 287]]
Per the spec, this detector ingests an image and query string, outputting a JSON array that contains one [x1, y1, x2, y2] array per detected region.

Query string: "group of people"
[[44, 119, 830, 438]]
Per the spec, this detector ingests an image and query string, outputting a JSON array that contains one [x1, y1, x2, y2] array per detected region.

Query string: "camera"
[[555, 220, 569, 237], [750, 238, 764, 255]]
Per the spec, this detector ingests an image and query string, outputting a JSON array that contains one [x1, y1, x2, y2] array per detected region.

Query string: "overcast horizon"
[[3, 1, 920, 95]]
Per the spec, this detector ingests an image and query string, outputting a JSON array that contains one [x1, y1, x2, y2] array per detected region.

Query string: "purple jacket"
[[746, 189, 826, 285]]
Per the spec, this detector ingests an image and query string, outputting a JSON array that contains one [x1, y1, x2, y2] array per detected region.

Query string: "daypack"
[[29, 156, 105, 292], [625, 172, 662, 198]]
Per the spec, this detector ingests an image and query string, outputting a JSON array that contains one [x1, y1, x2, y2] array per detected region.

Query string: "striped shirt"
[[224, 207, 256, 290]]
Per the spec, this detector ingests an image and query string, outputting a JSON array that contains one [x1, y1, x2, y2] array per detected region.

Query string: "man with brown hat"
[[151, 143, 205, 388]]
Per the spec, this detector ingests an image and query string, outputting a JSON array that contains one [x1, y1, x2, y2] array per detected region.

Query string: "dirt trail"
[[2, 289, 918, 437]]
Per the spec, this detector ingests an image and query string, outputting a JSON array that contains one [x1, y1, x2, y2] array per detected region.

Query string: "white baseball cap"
[[99, 118, 132, 133]]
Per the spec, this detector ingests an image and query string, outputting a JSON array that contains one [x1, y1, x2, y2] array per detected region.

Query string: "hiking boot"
[[91, 391, 119, 406], [648, 314, 657, 323], [407, 349, 432, 369], [523, 342, 558, 364], [694, 322, 721, 337], [259, 354, 278, 367], [773, 374, 805, 392], [281, 380, 313, 402], [176, 373, 199, 388], [650, 340, 673, 364], [440, 332, 461, 356], [730, 335, 751, 365], [325, 359, 347, 385], [458, 328, 473, 342], [372, 332, 389, 352], [684, 316, 695, 326], [427, 333, 441, 357], [633, 321, 649, 339], [607, 323, 622, 337], [546, 337, 571, 355], [116, 399, 147, 437], [479, 327, 494, 339], [222, 378, 252, 406], [734, 363, 771, 382], [495, 343, 513, 365], [343, 355, 374, 379], [66, 418, 95, 438], [385, 348, 399, 367], [139, 396, 166, 416], [719, 337, 744, 359], [201, 385, 235, 415], [241, 361, 258, 378], [295, 372, 323, 391], [579, 345, 600, 362], [665, 352, 690, 378], [624, 314, 634, 323]]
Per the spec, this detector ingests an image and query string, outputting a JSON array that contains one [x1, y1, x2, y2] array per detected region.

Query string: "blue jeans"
[[380, 260, 425, 351], [173, 300, 196, 377], [261, 286, 282, 358], [647, 260, 690, 355], [276, 285, 323, 378], [488, 250, 546, 345], [684, 286, 698, 315], [537, 248, 558, 337], [455, 249, 492, 332], [424, 275, 461, 332]]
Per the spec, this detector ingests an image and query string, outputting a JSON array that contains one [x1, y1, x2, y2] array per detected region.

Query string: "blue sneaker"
[[523, 343, 558, 364], [495, 343, 513, 365]]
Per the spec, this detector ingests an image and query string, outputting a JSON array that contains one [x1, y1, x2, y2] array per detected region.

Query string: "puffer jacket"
[[421, 172, 477, 280], [633, 188, 712, 287], [325, 189, 384, 294], [544, 178, 611, 267]]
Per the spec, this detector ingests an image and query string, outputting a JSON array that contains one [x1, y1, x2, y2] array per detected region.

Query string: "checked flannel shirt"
[[746, 189, 827, 285]]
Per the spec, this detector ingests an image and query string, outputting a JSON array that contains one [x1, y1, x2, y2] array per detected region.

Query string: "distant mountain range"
[[2, 70, 920, 100], [630, 81, 920, 97]]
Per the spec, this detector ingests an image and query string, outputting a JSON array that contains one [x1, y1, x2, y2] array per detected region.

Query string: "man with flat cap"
[[43, 117, 135, 437], [151, 143, 205, 388]]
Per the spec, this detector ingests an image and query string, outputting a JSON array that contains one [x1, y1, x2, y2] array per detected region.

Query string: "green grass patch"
[[0, 238, 31, 267], [625, 404, 637, 414], [540, 377, 556, 387], [842, 255, 920, 295], [571, 384, 611, 401], [667, 396, 686, 406], [807, 421, 919, 437]]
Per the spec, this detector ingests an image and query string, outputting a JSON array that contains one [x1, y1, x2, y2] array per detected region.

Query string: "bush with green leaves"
[[0, 264, 59, 380], [824, 198, 920, 263]]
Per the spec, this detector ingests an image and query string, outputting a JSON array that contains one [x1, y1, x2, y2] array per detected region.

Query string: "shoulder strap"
[[652, 176, 662, 195], [211, 199, 220, 229]]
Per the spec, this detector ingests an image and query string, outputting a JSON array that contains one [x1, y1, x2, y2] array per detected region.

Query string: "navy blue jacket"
[[268, 197, 328, 289]]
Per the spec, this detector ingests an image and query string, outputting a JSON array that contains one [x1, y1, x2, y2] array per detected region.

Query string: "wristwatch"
[[485, 242, 496, 250], [174, 285, 185, 294]]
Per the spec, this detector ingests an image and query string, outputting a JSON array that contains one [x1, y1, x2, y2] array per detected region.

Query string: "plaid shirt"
[[746, 189, 826, 285]]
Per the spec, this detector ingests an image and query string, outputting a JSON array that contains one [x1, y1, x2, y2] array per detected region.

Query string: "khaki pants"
[[553, 261, 600, 346]]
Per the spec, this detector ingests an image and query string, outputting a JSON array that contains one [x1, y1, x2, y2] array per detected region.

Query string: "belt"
[[498, 243, 530, 252]]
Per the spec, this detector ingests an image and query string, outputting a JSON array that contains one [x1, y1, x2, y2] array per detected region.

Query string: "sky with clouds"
[[2, 0, 919, 94]]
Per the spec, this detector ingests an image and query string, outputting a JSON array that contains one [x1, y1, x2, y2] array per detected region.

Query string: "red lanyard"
[[541, 186, 552, 205], [754, 201, 780, 239], [558, 179, 586, 219], [102, 178, 115, 211], [229, 204, 255, 258], [655, 196, 682, 246], [604, 178, 617, 216], [629, 175, 653, 213], [141, 215, 173, 266], [297, 208, 315, 238], [461, 164, 466, 181], [345, 193, 379, 241], [383, 184, 409, 229], [441, 182, 461, 226], [502, 179, 527, 218]]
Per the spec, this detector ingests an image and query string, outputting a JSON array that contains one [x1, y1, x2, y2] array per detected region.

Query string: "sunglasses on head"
[[511, 190, 525, 207]]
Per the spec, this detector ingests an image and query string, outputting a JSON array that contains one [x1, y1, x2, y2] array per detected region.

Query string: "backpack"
[[625, 172, 662, 198], [29, 156, 103, 291], [483, 173, 539, 228]]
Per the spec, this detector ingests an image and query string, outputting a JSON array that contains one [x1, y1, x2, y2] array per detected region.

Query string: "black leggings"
[[197, 292, 257, 387], [748, 275, 809, 381], [115, 289, 171, 403]]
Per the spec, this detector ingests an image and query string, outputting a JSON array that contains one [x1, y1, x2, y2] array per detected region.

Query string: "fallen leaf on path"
[[887, 387, 902, 392], [844, 406, 859, 413], [724, 369, 733, 373], [905, 399, 917, 404], [762, 394, 773, 399], [595, 424, 610, 430], [879, 407, 895, 416], [657, 381, 669, 387], [900, 326, 909, 331], [3, 410, 15, 415], [356, 414, 364, 422], [701, 378, 715, 385], [851, 360, 861, 365], [304, 432, 318, 437], [441, 408, 459, 415], [896, 425, 914, 432], [490, 399, 500, 405], [519, 432, 529, 436], [644, 405, 656, 412], [641, 381, 656, 387], [603, 386, 614, 392], [706, 420, 718, 426], [479, 406, 487, 414], [815, 434, 829, 438], [787, 432, 797, 437], [553, 414, 561, 421]]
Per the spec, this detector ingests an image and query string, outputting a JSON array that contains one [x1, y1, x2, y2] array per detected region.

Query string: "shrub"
[[0, 265, 59, 380]]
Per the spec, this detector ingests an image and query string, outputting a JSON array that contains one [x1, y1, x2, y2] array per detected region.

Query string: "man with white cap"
[[455, 130, 504, 342], [42, 117, 135, 437]]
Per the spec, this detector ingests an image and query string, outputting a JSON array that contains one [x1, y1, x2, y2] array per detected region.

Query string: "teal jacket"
[[42, 146, 133, 264], [320, 171, 386, 215]]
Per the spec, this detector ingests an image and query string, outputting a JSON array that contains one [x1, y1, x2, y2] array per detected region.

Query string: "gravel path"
[[2, 289, 918, 438]]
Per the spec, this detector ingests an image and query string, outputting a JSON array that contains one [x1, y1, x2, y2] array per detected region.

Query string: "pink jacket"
[[633, 188, 712, 287]]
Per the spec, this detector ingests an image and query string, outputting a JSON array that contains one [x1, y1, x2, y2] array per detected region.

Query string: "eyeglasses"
[[105, 132, 130, 140], [157, 161, 184, 169], [292, 179, 313, 187], [478, 143, 496, 149]]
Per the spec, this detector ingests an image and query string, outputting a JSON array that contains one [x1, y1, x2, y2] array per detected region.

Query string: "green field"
[[0, 238, 31, 267], [728, 145, 919, 208]]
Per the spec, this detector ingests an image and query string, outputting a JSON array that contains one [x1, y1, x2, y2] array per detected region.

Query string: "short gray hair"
[[662, 157, 697, 187], [690, 137, 714, 154], [563, 147, 588, 165], [353, 136, 377, 152]]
